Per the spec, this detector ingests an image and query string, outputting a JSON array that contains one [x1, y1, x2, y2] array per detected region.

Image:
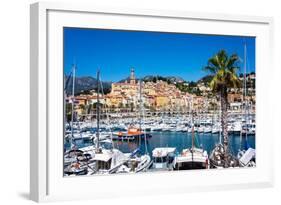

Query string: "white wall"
[[0, 0, 280, 204]]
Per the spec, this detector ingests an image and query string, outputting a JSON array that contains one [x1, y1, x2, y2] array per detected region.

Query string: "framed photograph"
[[30, 2, 274, 202]]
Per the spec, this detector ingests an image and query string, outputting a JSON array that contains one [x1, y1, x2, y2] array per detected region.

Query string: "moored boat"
[[112, 126, 152, 141], [152, 147, 176, 170], [174, 110, 209, 170], [173, 148, 209, 170], [209, 144, 239, 168], [237, 147, 256, 167]]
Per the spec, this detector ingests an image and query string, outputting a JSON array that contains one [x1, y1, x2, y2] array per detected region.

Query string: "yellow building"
[[155, 95, 170, 108], [111, 83, 138, 96], [105, 94, 124, 108]]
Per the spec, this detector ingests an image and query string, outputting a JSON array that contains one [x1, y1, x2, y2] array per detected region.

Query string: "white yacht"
[[203, 126, 212, 133], [211, 125, 221, 134]]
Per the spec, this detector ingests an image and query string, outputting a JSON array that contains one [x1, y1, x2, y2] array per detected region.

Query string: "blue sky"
[[64, 27, 255, 82]]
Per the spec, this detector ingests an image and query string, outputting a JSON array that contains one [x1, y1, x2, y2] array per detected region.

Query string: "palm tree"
[[204, 50, 241, 167]]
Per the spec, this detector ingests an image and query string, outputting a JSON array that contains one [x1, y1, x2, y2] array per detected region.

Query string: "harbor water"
[[65, 131, 255, 157]]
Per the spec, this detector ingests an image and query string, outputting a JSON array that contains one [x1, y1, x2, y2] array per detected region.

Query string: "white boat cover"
[[175, 148, 208, 163], [152, 147, 176, 157], [93, 149, 128, 163], [239, 148, 255, 165]]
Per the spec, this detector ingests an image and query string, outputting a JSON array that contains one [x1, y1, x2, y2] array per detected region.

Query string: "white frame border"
[[30, 2, 274, 202]]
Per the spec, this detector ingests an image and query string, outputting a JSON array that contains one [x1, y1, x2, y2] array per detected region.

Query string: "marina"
[[64, 113, 256, 176], [63, 28, 256, 176], [65, 117, 256, 156]]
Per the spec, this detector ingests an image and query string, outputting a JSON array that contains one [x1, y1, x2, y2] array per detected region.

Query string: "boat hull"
[[174, 161, 208, 170]]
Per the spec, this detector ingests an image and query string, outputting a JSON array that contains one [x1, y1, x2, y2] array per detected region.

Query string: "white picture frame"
[[30, 2, 274, 202]]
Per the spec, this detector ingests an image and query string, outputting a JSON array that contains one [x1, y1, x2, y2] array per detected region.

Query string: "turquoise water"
[[65, 132, 255, 157], [114, 132, 255, 156]]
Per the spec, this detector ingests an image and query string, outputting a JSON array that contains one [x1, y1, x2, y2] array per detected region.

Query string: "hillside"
[[65, 76, 111, 95]]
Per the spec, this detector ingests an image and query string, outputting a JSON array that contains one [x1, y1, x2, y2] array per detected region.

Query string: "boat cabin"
[[92, 149, 129, 173], [94, 152, 113, 171], [152, 147, 176, 170]]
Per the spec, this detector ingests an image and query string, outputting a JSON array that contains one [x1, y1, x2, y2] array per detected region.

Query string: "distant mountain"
[[118, 77, 132, 83], [65, 76, 112, 95], [118, 75, 186, 84], [165, 76, 185, 83], [142, 75, 185, 84], [197, 75, 214, 85], [65, 74, 216, 96]]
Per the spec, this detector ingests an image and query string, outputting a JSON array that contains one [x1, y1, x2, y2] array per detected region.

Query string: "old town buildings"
[[66, 68, 255, 115]]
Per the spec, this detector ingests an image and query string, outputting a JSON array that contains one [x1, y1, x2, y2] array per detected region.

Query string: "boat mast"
[[219, 96, 222, 144], [191, 112, 195, 150], [96, 69, 101, 153], [241, 41, 248, 150], [64, 73, 68, 149], [244, 42, 249, 144], [191, 109, 195, 169], [191, 96, 195, 168], [99, 75, 115, 150], [139, 79, 148, 154], [138, 79, 142, 133], [70, 64, 76, 149]]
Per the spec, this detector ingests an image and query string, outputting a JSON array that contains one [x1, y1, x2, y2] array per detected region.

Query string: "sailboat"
[[173, 102, 209, 170], [83, 70, 130, 174], [237, 41, 256, 167], [131, 79, 153, 172], [209, 105, 239, 168], [117, 79, 153, 173], [64, 64, 93, 176]]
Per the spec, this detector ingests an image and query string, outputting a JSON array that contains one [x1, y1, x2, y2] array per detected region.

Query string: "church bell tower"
[[129, 68, 136, 84]]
